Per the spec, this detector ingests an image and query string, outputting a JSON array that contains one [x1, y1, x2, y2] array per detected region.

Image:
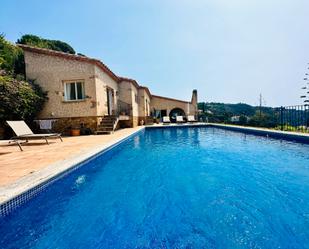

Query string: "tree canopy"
[[17, 34, 76, 54], [0, 34, 24, 75]]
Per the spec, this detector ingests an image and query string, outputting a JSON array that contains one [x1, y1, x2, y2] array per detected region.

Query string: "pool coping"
[[207, 123, 309, 144], [0, 127, 145, 215]]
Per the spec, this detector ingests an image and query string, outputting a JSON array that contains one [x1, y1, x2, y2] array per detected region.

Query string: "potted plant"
[[154, 117, 160, 124], [70, 125, 81, 136]]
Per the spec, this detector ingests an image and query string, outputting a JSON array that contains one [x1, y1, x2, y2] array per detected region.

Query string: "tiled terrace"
[[0, 127, 142, 190]]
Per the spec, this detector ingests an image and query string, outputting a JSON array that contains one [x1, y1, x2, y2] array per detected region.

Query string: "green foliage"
[[198, 102, 256, 117], [17, 34, 76, 54], [238, 115, 248, 125], [0, 34, 25, 75], [198, 102, 278, 127], [0, 73, 47, 121], [247, 111, 277, 128]]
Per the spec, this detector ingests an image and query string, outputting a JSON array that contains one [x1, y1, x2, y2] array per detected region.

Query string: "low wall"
[[52, 117, 99, 135], [119, 116, 139, 128]]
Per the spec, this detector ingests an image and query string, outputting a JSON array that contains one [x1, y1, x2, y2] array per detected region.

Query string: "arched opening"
[[169, 108, 186, 122]]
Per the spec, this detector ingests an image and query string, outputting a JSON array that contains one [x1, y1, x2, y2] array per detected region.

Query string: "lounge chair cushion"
[[187, 116, 196, 122], [176, 116, 184, 122], [163, 116, 170, 123], [6, 121, 34, 136]]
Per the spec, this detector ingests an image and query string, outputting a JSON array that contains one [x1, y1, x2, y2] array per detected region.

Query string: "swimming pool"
[[1, 127, 309, 248]]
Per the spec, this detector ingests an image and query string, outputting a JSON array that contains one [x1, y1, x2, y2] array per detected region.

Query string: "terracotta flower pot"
[[70, 129, 80, 136]]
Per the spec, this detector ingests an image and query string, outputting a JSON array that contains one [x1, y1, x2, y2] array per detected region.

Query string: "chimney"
[[191, 89, 198, 114], [191, 89, 197, 105]]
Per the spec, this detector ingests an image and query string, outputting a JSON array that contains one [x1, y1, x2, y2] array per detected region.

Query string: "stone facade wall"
[[118, 81, 133, 108], [130, 85, 139, 127], [24, 51, 97, 119], [118, 81, 139, 117], [118, 117, 138, 128], [138, 88, 151, 117], [131, 86, 139, 118], [118, 81, 140, 127], [22, 49, 198, 132], [150, 96, 196, 116], [52, 117, 99, 135], [94, 65, 118, 116], [132, 116, 139, 127]]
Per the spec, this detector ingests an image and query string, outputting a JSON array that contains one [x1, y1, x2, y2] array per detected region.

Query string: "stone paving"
[[0, 127, 142, 188]]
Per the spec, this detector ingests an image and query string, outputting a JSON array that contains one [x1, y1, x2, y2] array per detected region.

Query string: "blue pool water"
[[1, 127, 309, 249]]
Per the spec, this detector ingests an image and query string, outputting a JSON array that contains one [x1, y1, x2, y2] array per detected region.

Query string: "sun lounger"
[[0, 140, 25, 151], [163, 116, 171, 124], [187, 115, 197, 122], [6, 121, 62, 149], [176, 116, 185, 123]]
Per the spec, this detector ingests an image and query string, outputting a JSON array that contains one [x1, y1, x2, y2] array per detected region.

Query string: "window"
[[64, 81, 85, 101], [135, 94, 138, 103]]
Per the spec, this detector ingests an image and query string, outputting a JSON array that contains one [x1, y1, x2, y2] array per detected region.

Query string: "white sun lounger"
[[6, 121, 62, 150], [176, 116, 185, 123], [187, 115, 197, 122], [163, 116, 171, 124]]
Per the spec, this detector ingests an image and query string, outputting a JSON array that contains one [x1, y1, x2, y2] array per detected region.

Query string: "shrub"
[[0, 72, 47, 122]]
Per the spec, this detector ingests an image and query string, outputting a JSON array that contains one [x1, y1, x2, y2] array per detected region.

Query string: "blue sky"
[[1, 0, 308, 106]]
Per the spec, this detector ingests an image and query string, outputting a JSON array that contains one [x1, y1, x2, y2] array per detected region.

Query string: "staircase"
[[95, 115, 119, 134]]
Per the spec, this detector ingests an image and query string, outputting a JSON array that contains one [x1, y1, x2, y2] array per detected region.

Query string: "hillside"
[[198, 102, 278, 127], [198, 102, 275, 116]]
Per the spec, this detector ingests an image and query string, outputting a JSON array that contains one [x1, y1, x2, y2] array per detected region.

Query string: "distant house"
[[230, 115, 250, 123], [230, 116, 240, 122], [19, 45, 197, 133]]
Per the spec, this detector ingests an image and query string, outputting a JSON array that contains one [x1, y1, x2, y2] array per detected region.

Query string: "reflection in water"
[[133, 136, 140, 148], [74, 175, 86, 187]]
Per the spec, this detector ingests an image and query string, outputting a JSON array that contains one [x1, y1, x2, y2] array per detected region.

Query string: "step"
[[101, 120, 116, 124], [98, 124, 114, 127], [100, 120, 115, 123], [97, 126, 114, 130], [100, 122, 114, 126], [95, 130, 112, 135]]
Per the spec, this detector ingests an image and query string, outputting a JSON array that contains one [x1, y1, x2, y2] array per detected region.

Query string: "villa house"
[[19, 45, 197, 134]]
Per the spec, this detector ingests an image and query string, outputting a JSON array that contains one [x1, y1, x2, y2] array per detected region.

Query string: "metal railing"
[[276, 105, 309, 132], [198, 104, 309, 133], [116, 100, 132, 116]]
